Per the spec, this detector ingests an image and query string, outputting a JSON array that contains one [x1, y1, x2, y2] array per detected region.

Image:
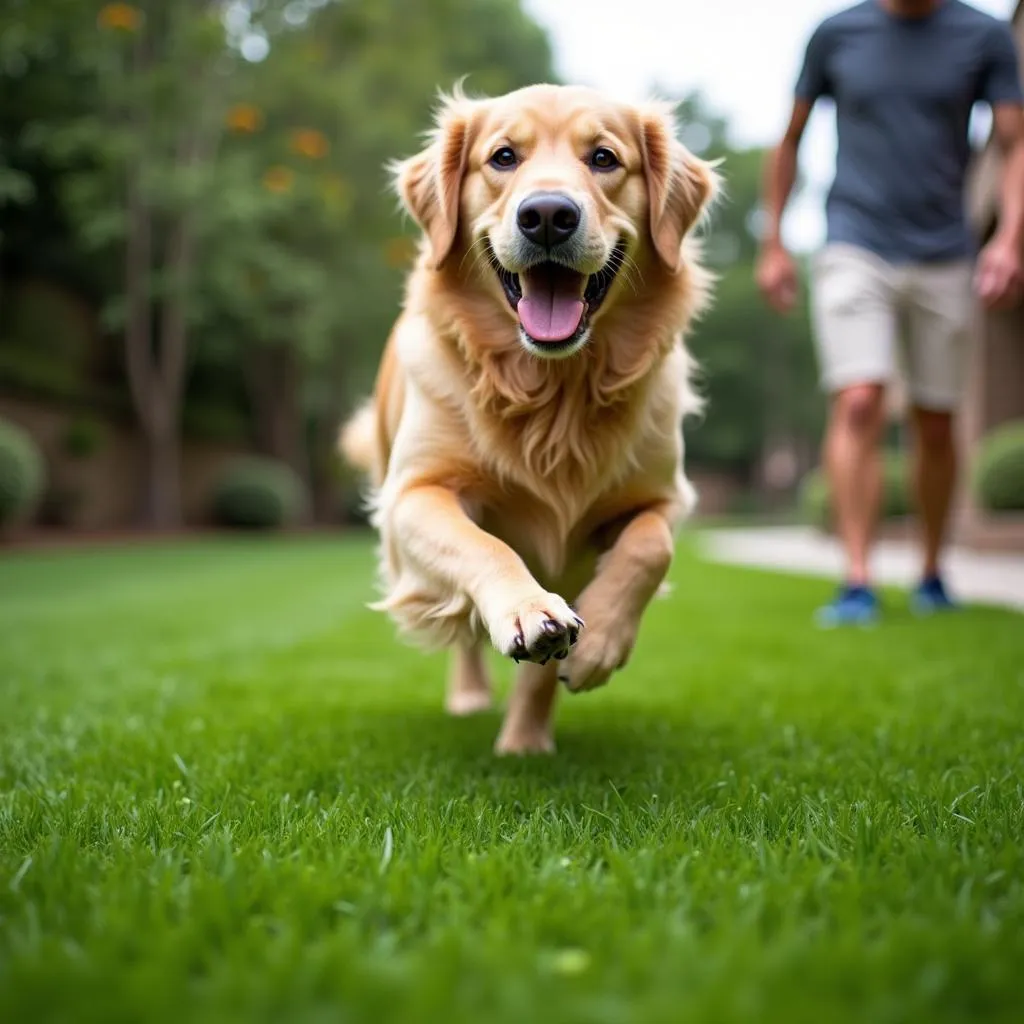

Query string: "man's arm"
[[757, 21, 830, 313], [975, 105, 1024, 311], [756, 100, 814, 313], [762, 100, 814, 251], [974, 18, 1024, 310], [990, 103, 1024, 252]]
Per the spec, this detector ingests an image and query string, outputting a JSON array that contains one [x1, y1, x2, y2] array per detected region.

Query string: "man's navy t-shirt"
[[796, 0, 1023, 264]]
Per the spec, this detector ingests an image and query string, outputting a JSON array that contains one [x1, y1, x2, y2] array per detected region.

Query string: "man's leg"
[[903, 259, 973, 611], [909, 406, 957, 580], [824, 383, 888, 585], [809, 245, 898, 622]]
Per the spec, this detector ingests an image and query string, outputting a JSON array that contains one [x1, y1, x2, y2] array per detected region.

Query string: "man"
[[757, 0, 1024, 626]]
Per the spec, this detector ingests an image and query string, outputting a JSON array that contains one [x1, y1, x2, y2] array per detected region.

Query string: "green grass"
[[1, 535, 1023, 1024]]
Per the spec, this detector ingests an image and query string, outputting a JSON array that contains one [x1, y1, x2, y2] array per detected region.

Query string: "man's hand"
[[756, 243, 800, 314], [975, 232, 1024, 311], [980, 105, 1024, 312]]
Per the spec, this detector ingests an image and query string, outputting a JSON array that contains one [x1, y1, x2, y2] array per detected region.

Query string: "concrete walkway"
[[700, 526, 1024, 612]]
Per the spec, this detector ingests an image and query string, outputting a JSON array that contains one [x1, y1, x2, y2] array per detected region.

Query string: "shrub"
[[0, 419, 46, 526], [62, 416, 106, 459], [0, 280, 95, 400], [799, 452, 911, 530], [211, 456, 308, 530], [973, 420, 1024, 512]]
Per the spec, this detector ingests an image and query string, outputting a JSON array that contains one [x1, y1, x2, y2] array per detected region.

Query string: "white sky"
[[523, 0, 1015, 251]]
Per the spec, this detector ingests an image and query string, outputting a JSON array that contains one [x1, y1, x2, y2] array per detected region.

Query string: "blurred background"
[[1, 0, 1022, 548]]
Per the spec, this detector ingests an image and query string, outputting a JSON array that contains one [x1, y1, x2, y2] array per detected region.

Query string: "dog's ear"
[[392, 91, 478, 270], [637, 104, 718, 272]]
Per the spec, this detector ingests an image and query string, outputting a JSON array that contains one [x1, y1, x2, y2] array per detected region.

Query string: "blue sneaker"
[[815, 584, 880, 628], [911, 574, 959, 616]]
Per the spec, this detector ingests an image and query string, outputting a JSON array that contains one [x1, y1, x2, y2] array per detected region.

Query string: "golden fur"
[[340, 83, 717, 754]]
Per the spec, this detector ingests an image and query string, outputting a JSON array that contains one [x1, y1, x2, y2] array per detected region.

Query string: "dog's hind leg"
[[445, 640, 494, 716]]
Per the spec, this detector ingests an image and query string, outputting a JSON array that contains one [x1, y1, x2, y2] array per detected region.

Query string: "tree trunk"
[[123, 21, 183, 530], [124, 150, 161, 528], [122, 188, 190, 529], [145, 416, 182, 530], [120, 10, 223, 530]]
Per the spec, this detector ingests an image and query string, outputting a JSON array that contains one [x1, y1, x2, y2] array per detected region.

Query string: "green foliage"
[[0, 163, 33, 206], [181, 403, 249, 444], [972, 420, 1024, 512], [0, 279, 96, 394], [61, 415, 105, 459], [211, 456, 308, 530], [0, 418, 46, 525], [800, 453, 912, 530]]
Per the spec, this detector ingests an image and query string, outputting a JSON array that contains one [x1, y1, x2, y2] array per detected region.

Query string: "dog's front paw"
[[487, 592, 584, 664], [558, 622, 636, 693]]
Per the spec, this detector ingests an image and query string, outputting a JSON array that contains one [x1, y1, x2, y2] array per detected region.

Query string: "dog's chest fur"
[[456, 385, 676, 590]]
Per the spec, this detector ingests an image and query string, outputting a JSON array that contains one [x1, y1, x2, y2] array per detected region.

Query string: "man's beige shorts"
[[809, 243, 974, 411]]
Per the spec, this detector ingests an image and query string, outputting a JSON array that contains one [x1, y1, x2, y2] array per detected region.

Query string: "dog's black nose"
[[516, 192, 581, 247]]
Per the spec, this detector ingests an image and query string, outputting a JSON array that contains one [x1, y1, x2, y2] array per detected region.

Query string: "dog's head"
[[392, 84, 717, 360]]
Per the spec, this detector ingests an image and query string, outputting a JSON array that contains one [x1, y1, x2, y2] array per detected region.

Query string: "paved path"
[[699, 526, 1024, 612]]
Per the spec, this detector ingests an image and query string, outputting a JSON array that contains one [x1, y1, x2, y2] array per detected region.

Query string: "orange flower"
[[262, 166, 294, 194], [384, 236, 418, 269], [226, 104, 263, 133], [98, 3, 141, 31], [289, 129, 329, 160]]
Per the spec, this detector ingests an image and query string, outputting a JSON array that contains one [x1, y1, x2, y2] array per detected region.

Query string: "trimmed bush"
[[799, 452, 911, 530], [62, 416, 106, 460], [212, 456, 308, 530], [973, 420, 1024, 512], [0, 419, 46, 527]]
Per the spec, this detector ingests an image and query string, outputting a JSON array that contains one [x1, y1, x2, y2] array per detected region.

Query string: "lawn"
[[1, 534, 1022, 1024]]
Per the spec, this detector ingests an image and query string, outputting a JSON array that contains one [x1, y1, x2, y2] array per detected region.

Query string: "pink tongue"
[[516, 265, 586, 343]]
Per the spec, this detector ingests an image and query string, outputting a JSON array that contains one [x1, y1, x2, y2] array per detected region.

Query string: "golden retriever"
[[340, 83, 717, 754]]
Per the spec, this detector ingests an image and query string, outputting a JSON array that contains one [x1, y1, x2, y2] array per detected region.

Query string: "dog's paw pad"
[[491, 593, 583, 664]]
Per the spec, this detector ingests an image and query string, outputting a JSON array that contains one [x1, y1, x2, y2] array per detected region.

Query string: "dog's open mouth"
[[493, 242, 626, 350]]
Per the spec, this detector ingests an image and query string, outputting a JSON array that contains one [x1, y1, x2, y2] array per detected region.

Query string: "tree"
[[11, 1, 240, 526]]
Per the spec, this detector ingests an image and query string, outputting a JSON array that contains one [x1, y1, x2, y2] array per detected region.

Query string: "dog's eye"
[[489, 147, 518, 170], [589, 147, 619, 172]]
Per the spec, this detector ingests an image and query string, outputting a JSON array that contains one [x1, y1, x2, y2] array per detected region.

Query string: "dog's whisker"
[[617, 252, 644, 297], [459, 236, 493, 276]]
